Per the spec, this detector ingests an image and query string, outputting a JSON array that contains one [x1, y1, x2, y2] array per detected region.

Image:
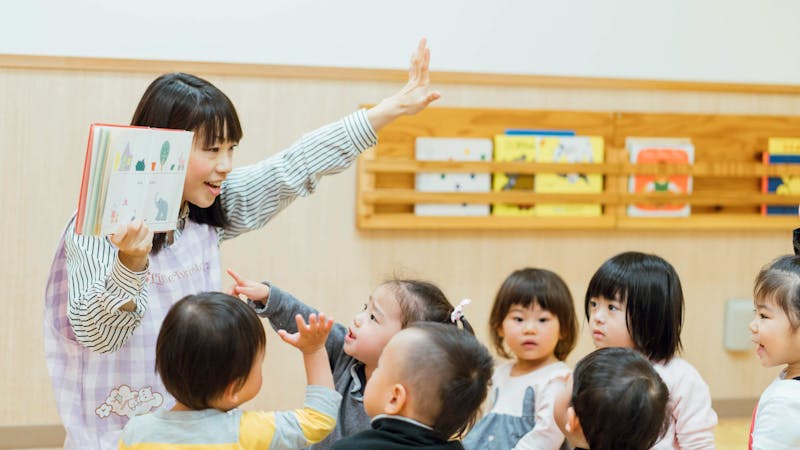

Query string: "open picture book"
[[76, 124, 193, 236]]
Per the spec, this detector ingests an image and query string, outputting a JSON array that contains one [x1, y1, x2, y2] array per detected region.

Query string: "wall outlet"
[[724, 298, 754, 352]]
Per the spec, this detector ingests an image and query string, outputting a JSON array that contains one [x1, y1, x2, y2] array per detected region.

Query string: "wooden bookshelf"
[[355, 107, 800, 230]]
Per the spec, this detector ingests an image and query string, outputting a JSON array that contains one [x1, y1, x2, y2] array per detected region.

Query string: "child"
[[227, 269, 474, 450], [748, 254, 800, 450], [553, 347, 670, 450], [119, 292, 341, 449], [585, 251, 717, 449], [332, 322, 494, 450], [45, 39, 440, 449], [463, 268, 578, 450]]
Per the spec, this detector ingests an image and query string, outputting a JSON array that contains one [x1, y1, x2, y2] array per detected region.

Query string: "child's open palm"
[[278, 313, 333, 355]]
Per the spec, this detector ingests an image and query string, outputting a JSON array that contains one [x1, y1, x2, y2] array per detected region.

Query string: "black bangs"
[[191, 96, 243, 149], [132, 72, 243, 146]]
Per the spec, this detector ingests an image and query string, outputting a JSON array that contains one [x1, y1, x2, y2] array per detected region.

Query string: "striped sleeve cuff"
[[105, 254, 148, 313], [343, 109, 378, 153], [304, 385, 342, 419]]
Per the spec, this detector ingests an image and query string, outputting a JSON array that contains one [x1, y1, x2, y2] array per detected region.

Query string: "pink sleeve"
[[668, 363, 718, 449]]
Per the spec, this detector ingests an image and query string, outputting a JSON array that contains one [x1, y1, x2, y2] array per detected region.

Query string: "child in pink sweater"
[[585, 251, 717, 449]]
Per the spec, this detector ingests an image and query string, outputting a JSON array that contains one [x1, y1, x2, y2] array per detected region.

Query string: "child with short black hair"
[[119, 292, 341, 449], [464, 268, 578, 450], [332, 322, 494, 450], [227, 270, 473, 449], [585, 252, 717, 449], [553, 347, 670, 450], [748, 254, 800, 450]]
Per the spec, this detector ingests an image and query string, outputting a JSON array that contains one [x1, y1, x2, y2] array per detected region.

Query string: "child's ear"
[[496, 326, 504, 339], [385, 383, 407, 415], [565, 406, 582, 434], [222, 380, 241, 405]]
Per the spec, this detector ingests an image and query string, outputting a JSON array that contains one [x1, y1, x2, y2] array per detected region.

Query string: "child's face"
[[182, 135, 236, 207], [344, 283, 404, 371], [588, 295, 635, 350], [363, 329, 415, 418], [233, 348, 265, 406], [750, 297, 800, 369], [498, 302, 561, 368]]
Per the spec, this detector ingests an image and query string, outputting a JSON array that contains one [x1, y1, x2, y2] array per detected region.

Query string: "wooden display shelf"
[[355, 107, 800, 231]]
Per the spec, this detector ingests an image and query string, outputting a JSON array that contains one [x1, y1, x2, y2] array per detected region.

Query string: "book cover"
[[761, 153, 800, 216], [768, 137, 800, 155], [534, 136, 604, 217], [414, 137, 492, 216], [76, 124, 193, 236], [491, 135, 538, 216], [627, 138, 694, 217]]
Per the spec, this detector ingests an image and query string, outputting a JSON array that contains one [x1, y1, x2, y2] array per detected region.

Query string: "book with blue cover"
[[761, 153, 800, 216]]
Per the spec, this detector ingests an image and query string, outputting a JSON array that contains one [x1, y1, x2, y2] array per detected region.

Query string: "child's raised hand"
[[277, 313, 333, 355], [226, 268, 270, 302], [110, 219, 153, 272]]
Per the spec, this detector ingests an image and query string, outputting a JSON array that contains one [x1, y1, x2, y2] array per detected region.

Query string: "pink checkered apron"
[[44, 216, 221, 449]]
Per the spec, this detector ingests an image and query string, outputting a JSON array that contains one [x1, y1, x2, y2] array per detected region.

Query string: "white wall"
[[3, 0, 799, 84]]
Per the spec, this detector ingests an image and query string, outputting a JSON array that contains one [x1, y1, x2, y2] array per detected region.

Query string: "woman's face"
[[182, 135, 236, 207]]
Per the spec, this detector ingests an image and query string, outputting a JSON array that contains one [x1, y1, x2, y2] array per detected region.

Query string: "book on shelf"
[[491, 135, 538, 216], [626, 137, 694, 217], [76, 124, 193, 236], [767, 137, 800, 155], [413, 137, 492, 216], [534, 136, 605, 217], [761, 148, 800, 216]]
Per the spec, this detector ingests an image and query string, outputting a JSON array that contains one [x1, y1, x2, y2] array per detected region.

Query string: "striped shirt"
[[119, 386, 342, 450], [64, 110, 377, 353]]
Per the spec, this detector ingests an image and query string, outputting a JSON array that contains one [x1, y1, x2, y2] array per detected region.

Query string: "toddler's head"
[[156, 292, 265, 411], [585, 251, 684, 362], [750, 255, 800, 371], [344, 279, 473, 373], [489, 268, 578, 363], [554, 347, 669, 450], [363, 322, 493, 439]]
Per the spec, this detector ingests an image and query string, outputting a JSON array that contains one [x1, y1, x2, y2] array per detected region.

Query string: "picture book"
[[767, 137, 800, 155], [761, 153, 800, 216], [414, 137, 492, 216], [76, 124, 193, 236], [627, 138, 694, 217], [534, 136, 605, 217], [492, 135, 538, 216]]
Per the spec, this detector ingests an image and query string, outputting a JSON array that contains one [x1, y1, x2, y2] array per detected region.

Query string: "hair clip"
[[451, 298, 472, 323]]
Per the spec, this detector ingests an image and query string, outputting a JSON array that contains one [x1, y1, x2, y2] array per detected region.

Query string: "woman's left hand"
[[367, 38, 441, 132]]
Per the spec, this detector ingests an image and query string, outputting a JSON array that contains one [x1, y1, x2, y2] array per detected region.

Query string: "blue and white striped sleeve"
[[218, 109, 377, 241]]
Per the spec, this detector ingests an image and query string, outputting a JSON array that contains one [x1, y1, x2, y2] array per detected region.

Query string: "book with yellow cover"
[[768, 137, 800, 155], [534, 136, 604, 217], [491, 135, 537, 216]]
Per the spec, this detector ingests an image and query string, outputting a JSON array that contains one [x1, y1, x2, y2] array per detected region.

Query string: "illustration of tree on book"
[[76, 124, 193, 236], [627, 138, 694, 217]]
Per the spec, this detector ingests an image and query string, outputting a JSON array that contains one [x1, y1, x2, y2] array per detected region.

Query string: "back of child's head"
[[156, 292, 266, 410], [572, 347, 669, 450], [585, 251, 684, 361], [488, 267, 578, 360], [400, 322, 493, 439], [383, 278, 475, 334], [754, 254, 800, 330], [132, 73, 242, 247]]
